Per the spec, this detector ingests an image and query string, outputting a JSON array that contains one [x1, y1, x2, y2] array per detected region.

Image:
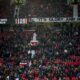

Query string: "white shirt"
[[15, 78, 19, 80], [31, 50, 35, 58], [28, 50, 31, 54]]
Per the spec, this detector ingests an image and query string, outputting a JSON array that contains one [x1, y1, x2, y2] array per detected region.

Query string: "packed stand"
[[0, 0, 11, 18], [0, 25, 80, 80], [0, 0, 80, 18], [28, 0, 73, 17]]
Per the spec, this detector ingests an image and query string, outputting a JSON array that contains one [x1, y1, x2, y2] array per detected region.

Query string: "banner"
[[15, 18, 28, 24], [0, 19, 7, 24], [0, 17, 80, 24], [29, 17, 80, 22]]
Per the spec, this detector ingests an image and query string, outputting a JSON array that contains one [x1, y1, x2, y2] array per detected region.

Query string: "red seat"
[[34, 77, 39, 80], [65, 77, 70, 80], [53, 77, 57, 80], [72, 77, 78, 80]]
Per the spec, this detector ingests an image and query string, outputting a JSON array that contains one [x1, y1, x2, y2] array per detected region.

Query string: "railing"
[[0, 17, 80, 24]]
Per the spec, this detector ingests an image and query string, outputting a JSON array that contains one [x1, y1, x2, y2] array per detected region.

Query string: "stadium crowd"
[[1, 0, 80, 18], [28, 0, 73, 17], [0, 0, 73, 18], [0, 25, 80, 80], [0, 0, 80, 80]]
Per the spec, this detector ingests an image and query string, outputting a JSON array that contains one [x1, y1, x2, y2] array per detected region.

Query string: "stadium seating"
[[0, 0, 80, 80], [0, 25, 80, 79], [27, 0, 73, 17], [0, 0, 74, 18]]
